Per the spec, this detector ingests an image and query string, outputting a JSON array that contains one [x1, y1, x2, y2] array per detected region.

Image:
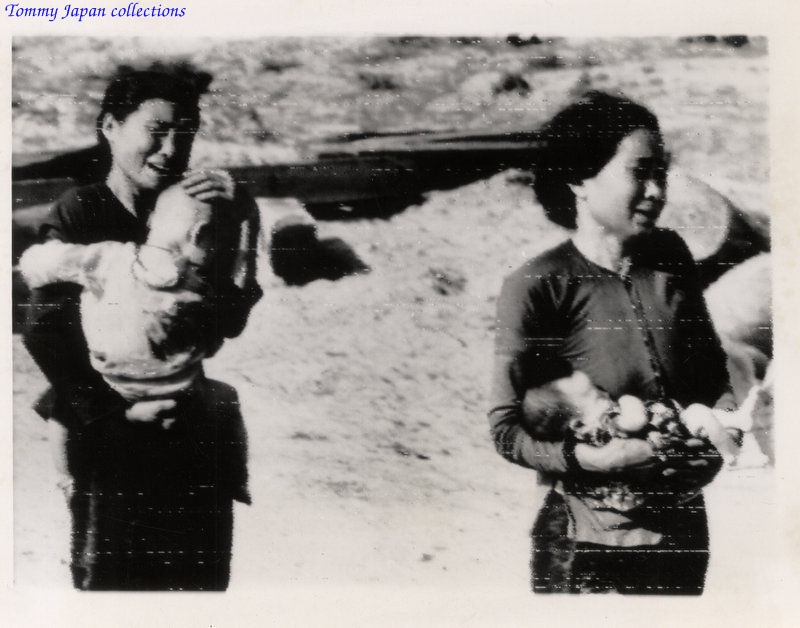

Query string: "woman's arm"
[[21, 193, 128, 428], [488, 271, 585, 473], [180, 172, 263, 353], [214, 186, 263, 341]]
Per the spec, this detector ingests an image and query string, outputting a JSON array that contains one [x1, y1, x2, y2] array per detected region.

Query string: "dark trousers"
[[531, 490, 709, 595], [64, 379, 247, 591]]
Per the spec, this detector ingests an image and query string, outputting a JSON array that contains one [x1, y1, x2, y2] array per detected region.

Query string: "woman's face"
[[570, 128, 668, 240], [102, 98, 196, 194]]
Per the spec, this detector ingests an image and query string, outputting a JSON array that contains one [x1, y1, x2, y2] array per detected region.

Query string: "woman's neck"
[[106, 168, 156, 218], [571, 216, 628, 273]]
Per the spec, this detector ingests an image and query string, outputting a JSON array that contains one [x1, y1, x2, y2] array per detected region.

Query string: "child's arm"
[[681, 401, 749, 465], [19, 240, 115, 295]]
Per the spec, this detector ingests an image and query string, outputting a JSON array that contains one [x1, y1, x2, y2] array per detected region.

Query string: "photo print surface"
[[12, 34, 772, 594]]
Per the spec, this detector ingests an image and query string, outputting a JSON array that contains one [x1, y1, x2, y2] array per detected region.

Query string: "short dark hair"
[[533, 91, 662, 229], [95, 67, 205, 147]]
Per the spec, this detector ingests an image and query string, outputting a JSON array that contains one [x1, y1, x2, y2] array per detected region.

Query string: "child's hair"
[[533, 90, 662, 229], [521, 385, 582, 441]]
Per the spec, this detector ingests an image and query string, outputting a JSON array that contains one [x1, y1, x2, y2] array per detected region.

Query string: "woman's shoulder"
[[47, 183, 135, 243], [503, 239, 585, 286], [54, 182, 112, 208]]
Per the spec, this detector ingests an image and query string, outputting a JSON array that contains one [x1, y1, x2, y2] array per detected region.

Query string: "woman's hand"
[[181, 169, 236, 203], [575, 437, 657, 473], [125, 399, 178, 430]]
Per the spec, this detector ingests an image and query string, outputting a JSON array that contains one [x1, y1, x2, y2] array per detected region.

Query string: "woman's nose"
[[156, 129, 177, 157], [644, 177, 665, 200]]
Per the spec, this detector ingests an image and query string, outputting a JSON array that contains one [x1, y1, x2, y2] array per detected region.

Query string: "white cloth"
[[20, 240, 208, 400]]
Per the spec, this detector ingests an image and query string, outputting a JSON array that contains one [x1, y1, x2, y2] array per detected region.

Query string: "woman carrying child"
[[487, 91, 736, 595], [22, 68, 262, 591]]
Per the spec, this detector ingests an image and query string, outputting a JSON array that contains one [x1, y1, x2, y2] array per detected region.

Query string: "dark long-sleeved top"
[[488, 229, 734, 544], [22, 182, 263, 429]]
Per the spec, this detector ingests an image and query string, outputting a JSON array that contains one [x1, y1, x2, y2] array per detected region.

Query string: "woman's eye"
[[632, 165, 668, 182]]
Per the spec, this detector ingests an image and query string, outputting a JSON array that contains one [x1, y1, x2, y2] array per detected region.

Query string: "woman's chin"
[[139, 167, 181, 190], [629, 219, 657, 237]]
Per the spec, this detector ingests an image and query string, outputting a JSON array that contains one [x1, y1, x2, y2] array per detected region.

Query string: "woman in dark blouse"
[[488, 91, 733, 594], [23, 68, 261, 590]]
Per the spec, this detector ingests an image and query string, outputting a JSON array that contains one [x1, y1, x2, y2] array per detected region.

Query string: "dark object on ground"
[[13, 128, 546, 212], [680, 35, 748, 48], [357, 71, 399, 91], [492, 73, 531, 96], [12, 127, 769, 289], [450, 36, 482, 46], [429, 267, 467, 296], [506, 34, 543, 47], [527, 54, 564, 70], [13, 144, 110, 187], [269, 215, 370, 286], [722, 35, 749, 48], [260, 58, 301, 73]]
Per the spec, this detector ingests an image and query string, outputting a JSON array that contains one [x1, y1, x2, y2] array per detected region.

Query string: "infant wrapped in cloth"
[[19, 184, 251, 403], [523, 370, 758, 512]]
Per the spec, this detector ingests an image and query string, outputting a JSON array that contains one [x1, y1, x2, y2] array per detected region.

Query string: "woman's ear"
[[99, 112, 119, 141]]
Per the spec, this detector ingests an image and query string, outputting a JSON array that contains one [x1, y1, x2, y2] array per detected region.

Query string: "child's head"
[[146, 185, 215, 266], [522, 371, 617, 444], [137, 184, 244, 286]]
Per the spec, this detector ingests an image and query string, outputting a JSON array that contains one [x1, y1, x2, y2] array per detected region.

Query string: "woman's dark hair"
[[95, 64, 211, 148], [533, 90, 662, 229]]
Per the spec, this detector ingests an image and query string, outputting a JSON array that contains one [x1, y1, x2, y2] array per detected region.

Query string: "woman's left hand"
[[181, 169, 237, 202]]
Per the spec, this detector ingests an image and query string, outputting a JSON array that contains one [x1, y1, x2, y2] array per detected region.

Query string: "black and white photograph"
[[4, 1, 799, 624]]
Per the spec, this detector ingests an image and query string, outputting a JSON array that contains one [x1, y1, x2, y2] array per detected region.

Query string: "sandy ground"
[[11, 37, 781, 618]]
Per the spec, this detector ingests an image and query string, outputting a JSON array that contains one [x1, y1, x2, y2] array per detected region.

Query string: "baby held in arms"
[[522, 369, 757, 511], [19, 184, 250, 406]]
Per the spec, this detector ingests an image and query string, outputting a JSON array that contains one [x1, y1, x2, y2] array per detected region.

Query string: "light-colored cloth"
[[20, 239, 209, 400]]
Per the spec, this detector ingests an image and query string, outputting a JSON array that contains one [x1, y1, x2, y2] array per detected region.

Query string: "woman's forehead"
[[127, 98, 196, 125], [615, 128, 665, 160]]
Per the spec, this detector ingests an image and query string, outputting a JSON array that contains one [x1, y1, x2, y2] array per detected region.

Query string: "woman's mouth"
[[633, 204, 662, 221], [146, 162, 177, 177], [632, 209, 660, 229]]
